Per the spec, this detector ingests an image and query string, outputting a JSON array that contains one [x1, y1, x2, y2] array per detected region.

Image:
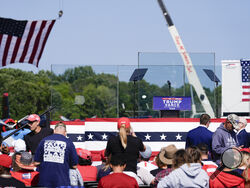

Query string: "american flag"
[[0, 17, 55, 67], [241, 60, 250, 102]]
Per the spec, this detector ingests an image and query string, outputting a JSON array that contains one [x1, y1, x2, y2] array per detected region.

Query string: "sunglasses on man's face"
[[28, 121, 36, 124]]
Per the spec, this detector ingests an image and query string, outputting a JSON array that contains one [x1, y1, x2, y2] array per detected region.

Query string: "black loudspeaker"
[[2, 93, 10, 119]]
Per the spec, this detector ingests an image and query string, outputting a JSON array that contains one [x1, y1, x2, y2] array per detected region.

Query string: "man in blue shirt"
[[185, 114, 213, 152], [34, 122, 78, 187]]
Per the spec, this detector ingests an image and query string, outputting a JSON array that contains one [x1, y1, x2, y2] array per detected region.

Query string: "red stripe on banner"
[[36, 20, 55, 67], [2, 35, 12, 67], [28, 21, 47, 64], [19, 21, 37, 62], [85, 118, 225, 123], [85, 118, 200, 122], [242, 98, 250, 102], [50, 119, 250, 127], [10, 37, 22, 64], [243, 92, 250, 95], [243, 85, 250, 89], [50, 121, 85, 125]]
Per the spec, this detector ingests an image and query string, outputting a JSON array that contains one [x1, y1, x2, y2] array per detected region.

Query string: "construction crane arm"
[[157, 0, 215, 118]]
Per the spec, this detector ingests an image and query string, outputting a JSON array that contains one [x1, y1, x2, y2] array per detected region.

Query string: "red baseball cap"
[[0, 154, 12, 168], [117, 117, 130, 129], [26, 114, 40, 123], [76, 148, 92, 160], [240, 148, 250, 153]]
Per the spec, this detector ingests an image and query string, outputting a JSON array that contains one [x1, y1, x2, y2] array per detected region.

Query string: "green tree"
[[0, 69, 51, 119]]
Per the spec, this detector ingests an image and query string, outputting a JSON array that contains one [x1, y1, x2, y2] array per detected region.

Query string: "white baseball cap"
[[12, 139, 26, 152]]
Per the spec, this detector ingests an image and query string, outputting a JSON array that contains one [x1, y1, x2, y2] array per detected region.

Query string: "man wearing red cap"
[[0, 154, 25, 187], [24, 114, 53, 155]]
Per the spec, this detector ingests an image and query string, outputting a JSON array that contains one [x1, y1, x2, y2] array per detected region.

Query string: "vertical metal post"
[[216, 81, 219, 118], [133, 80, 136, 118], [117, 65, 119, 118], [50, 64, 53, 120]]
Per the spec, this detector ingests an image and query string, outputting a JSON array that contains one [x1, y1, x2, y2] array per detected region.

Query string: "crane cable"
[[58, 0, 64, 19]]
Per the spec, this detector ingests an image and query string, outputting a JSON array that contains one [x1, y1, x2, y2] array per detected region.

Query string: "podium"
[[153, 96, 191, 118]]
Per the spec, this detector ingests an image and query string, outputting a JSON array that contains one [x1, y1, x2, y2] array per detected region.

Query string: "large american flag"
[[0, 17, 55, 67], [241, 60, 250, 102]]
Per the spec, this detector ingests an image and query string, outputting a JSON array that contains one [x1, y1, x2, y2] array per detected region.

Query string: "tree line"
[[0, 66, 221, 120]]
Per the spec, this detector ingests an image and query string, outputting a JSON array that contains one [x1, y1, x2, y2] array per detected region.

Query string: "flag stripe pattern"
[[0, 17, 55, 67], [50, 118, 250, 161], [241, 60, 250, 102]]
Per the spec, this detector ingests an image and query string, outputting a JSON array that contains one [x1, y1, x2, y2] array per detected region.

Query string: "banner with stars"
[[84, 118, 224, 152], [50, 118, 250, 161]]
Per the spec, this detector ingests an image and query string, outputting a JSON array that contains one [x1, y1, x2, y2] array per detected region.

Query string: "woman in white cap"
[[105, 117, 145, 175]]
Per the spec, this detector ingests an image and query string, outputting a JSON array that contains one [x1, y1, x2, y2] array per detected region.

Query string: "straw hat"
[[159, 144, 177, 165]]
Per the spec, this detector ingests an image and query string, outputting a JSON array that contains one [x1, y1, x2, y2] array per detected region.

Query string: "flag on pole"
[[241, 60, 250, 102], [0, 17, 55, 67]]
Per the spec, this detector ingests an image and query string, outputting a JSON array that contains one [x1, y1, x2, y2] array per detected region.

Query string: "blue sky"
[[0, 0, 250, 81]]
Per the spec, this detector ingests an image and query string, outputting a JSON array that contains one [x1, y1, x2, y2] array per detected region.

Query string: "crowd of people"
[[0, 113, 249, 187]]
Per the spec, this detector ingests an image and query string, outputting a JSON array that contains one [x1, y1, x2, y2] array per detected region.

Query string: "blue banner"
[[153, 96, 191, 110]]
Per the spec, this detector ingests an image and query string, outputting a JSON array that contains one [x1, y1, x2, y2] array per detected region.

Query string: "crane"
[[157, 0, 215, 118]]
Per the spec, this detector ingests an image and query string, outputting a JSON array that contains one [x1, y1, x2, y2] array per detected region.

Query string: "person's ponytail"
[[119, 125, 127, 149]]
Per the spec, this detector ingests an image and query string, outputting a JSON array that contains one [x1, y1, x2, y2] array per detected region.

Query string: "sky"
[[0, 0, 250, 81]]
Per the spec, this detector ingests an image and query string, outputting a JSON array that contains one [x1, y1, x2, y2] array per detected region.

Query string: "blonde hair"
[[239, 151, 250, 168], [242, 166, 249, 184], [119, 124, 130, 149]]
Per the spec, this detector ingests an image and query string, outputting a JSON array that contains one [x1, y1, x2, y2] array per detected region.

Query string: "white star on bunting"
[[88, 133, 94, 140], [145, 133, 151, 140], [77, 135, 83, 141], [102, 133, 108, 140], [160, 133, 167, 140], [176, 133, 182, 140]]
